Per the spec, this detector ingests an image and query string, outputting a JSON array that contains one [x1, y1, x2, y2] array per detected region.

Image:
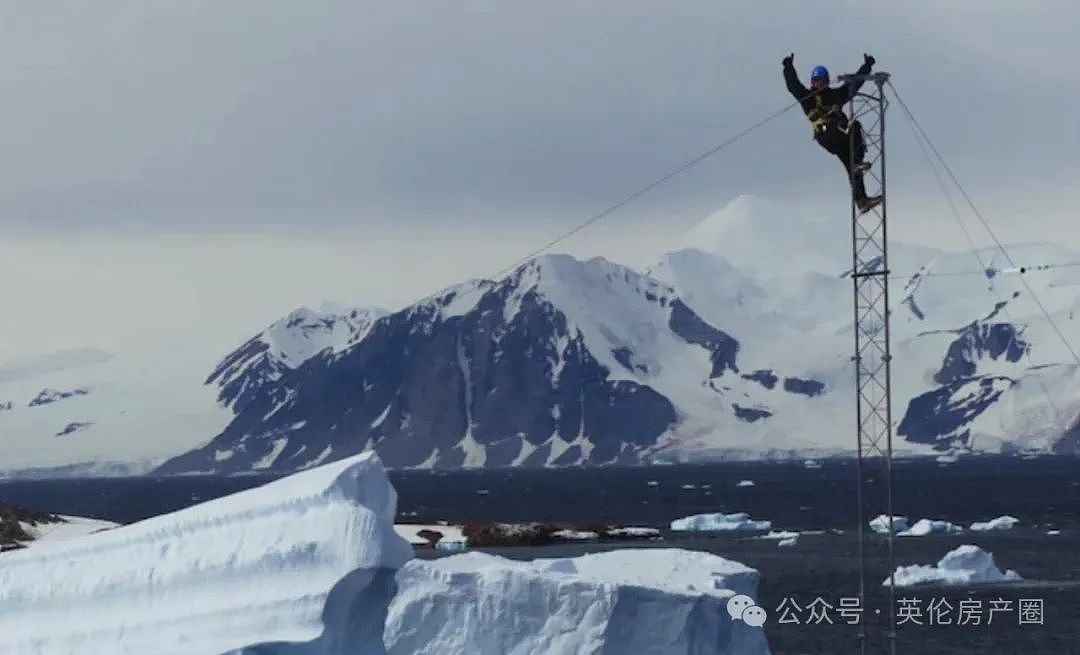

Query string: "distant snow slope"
[[0, 452, 412, 654], [0, 306, 384, 477], [0, 349, 114, 385], [0, 339, 233, 476], [385, 549, 771, 655], [20, 515, 119, 544]]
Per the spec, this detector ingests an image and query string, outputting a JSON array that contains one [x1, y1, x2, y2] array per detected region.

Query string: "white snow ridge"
[[0, 452, 413, 655]]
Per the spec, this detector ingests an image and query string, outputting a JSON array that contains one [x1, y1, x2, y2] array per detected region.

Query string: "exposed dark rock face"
[[0, 503, 64, 551]]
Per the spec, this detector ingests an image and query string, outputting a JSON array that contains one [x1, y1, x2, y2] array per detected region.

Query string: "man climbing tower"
[[782, 52, 882, 213]]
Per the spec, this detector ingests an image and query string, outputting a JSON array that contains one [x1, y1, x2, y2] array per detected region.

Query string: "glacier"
[[0, 452, 413, 655], [384, 549, 771, 655]]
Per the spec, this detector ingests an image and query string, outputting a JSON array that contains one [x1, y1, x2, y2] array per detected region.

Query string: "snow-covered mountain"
[[156, 254, 833, 473], [209, 305, 386, 415], [3, 195, 1078, 475], [655, 195, 1080, 457]]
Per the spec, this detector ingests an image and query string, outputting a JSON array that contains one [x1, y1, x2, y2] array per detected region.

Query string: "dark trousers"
[[815, 119, 868, 202]]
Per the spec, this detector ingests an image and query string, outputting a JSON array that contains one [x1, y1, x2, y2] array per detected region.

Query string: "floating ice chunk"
[[606, 527, 661, 539], [898, 519, 963, 537], [884, 544, 1022, 587], [756, 530, 799, 548], [970, 516, 1020, 531], [736, 480, 756, 487], [758, 530, 799, 541], [869, 514, 910, 534], [552, 529, 599, 541], [671, 512, 771, 532]]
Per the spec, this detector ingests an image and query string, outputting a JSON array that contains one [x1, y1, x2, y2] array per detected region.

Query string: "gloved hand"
[[864, 53, 875, 67], [783, 53, 794, 67]]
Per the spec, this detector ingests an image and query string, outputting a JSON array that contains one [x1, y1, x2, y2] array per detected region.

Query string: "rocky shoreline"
[[398, 520, 662, 549], [0, 503, 64, 551]]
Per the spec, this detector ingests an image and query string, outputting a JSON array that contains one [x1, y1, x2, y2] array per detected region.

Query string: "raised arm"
[[845, 53, 876, 100], [782, 53, 808, 100]]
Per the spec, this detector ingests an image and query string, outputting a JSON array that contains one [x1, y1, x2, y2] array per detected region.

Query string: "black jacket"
[[783, 59, 873, 131]]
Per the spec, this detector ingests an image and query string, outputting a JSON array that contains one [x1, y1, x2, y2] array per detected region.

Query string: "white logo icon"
[[743, 605, 768, 627], [726, 594, 767, 627]]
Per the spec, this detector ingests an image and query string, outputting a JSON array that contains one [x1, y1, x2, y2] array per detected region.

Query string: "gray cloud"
[[4, 1, 1080, 358], [1, 1, 1077, 232]]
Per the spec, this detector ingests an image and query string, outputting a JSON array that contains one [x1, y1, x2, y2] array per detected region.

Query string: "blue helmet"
[[810, 65, 829, 83]]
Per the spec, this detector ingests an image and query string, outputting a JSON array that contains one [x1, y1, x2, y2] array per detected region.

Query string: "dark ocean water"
[[2, 455, 1078, 654]]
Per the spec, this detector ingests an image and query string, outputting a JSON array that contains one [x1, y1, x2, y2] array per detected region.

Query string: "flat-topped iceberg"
[[385, 549, 772, 654], [671, 512, 771, 532]]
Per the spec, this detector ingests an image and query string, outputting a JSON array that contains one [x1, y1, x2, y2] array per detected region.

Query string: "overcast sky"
[[2, 1, 1079, 360]]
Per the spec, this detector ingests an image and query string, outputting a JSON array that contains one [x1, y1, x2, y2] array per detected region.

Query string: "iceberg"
[[385, 548, 772, 655], [757, 530, 799, 541], [0, 452, 413, 655], [552, 529, 600, 541], [605, 526, 661, 539], [884, 545, 1022, 587], [757, 531, 799, 547], [898, 519, 963, 537], [970, 515, 1020, 531], [868, 514, 910, 535], [671, 512, 771, 532], [1, 453, 779, 654]]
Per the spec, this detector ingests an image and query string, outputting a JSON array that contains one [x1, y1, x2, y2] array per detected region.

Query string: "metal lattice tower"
[[838, 70, 897, 655]]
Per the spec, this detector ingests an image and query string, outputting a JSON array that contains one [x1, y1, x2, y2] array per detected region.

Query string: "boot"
[[856, 195, 883, 214]]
